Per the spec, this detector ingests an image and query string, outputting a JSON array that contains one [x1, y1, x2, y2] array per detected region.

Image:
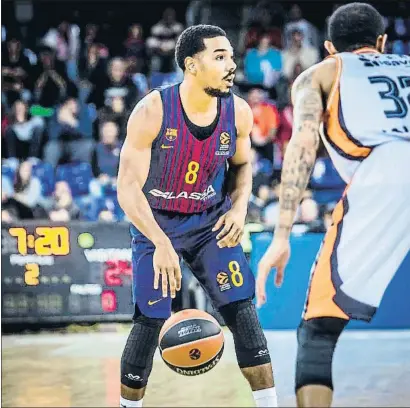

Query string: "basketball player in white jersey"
[[255, 3, 410, 407]]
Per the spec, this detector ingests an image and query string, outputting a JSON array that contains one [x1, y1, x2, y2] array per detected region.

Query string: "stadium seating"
[[32, 162, 55, 196], [56, 162, 93, 197]]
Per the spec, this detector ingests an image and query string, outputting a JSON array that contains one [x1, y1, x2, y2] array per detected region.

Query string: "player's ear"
[[184, 57, 197, 75], [376, 34, 387, 53], [324, 40, 337, 55]]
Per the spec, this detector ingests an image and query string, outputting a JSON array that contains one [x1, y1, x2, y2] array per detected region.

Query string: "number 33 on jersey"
[[320, 50, 410, 184]]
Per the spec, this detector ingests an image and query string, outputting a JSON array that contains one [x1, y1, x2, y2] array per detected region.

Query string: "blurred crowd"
[[2, 1, 409, 233]]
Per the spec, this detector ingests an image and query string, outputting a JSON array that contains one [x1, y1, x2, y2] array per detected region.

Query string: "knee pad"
[[219, 299, 270, 368], [121, 313, 165, 389], [295, 317, 348, 392]]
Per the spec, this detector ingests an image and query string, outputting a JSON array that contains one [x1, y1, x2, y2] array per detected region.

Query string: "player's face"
[[196, 36, 237, 98]]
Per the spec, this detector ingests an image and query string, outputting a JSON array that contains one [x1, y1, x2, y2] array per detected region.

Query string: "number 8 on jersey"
[[185, 161, 200, 185]]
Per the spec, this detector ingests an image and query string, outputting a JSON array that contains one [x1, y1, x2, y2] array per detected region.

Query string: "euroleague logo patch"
[[216, 272, 231, 292], [216, 132, 231, 156], [220, 132, 230, 145], [165, 128, 178, 141], [189, 348, 201, 360], [216, 272, 229, 285]]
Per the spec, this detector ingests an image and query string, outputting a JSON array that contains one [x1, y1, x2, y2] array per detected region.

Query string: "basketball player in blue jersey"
[[117, 25, 278, 408], [256, 3, 410, 407]]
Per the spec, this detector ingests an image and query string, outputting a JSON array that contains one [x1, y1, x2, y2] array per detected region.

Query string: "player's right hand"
[[153, 239, 182, 299], [256, 238, 291, 308]]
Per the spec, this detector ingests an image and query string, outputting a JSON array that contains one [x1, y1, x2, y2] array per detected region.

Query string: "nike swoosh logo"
[[161, 144, 173, 149], [148, 298, 164, 306]]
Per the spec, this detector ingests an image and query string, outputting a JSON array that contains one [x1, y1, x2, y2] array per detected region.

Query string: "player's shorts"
[[303, 140, 410, 322], [130, 199, 255, 319]]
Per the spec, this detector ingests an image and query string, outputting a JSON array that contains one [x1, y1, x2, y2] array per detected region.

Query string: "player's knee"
[[295, 317, 348, 392], [218, 299, 270, 368], [121, 313, 165, 389]]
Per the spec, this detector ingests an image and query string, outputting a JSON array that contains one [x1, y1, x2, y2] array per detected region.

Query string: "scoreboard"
[[1, 221, 134, 324]]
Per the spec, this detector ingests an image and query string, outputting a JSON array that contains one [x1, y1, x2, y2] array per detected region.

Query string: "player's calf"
[[120, 314, 165, 407], [295, 317, 348, 407], [219, 299, 278, 407]]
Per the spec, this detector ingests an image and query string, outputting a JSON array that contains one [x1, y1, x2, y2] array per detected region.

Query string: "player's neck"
[[180, 79, 217, 113]]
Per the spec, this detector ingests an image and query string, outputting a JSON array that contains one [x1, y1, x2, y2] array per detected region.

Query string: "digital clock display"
[[9, 226, 70, 256], [2, 221, 134, 324]]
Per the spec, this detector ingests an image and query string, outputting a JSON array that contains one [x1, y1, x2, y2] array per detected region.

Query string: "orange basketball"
[[158, 309, 224, 376]]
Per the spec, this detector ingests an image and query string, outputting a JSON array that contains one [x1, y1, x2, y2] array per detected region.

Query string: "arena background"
[[2, 0, 410, 406]]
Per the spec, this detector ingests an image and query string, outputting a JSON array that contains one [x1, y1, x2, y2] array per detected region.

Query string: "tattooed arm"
[[275, 67, 323, 239], [255, 64, 326, 305]]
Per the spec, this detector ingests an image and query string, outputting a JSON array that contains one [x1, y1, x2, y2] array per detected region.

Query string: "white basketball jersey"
[[320, 48, 410, 183]]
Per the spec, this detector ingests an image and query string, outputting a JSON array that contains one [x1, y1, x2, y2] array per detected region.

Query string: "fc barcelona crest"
[[166, 128, 178, 141]]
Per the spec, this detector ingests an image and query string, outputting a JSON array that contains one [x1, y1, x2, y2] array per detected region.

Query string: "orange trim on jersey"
[[324, 55, 372, 159], [304, 196, 349, 320], [353, 47, 381, 54]]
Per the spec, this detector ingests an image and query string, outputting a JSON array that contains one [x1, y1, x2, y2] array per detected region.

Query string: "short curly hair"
[[175, 25, 227, 71], [328, 3, 385, 52]]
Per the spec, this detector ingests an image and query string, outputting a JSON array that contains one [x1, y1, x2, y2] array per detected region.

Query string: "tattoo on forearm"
[[277, 70, 323, 236]]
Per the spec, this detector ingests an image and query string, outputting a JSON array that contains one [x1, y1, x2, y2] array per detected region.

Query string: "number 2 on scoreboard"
[[25, 263, 40, 286]]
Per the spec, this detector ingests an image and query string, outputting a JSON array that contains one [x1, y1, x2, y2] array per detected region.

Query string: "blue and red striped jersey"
[[143, 83, 236, 214]]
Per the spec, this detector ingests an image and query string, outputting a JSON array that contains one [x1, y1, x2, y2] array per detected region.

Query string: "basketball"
[[158, 309, 224, 376]]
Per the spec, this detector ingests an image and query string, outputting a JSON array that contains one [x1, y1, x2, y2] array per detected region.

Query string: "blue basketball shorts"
[[130, 200, 255, 318]]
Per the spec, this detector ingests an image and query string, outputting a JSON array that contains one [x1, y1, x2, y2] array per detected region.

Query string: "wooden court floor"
[[2, 327, 410, 407]]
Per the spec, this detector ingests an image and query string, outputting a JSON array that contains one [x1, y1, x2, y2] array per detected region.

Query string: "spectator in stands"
[[91, 120, 121, 184], [98, 208, 116, 222], [42, 20, 81, 81], [124, 24, 146, 67], [43, 96, 93, 166], [276, 84, 293, 164], [282, 29, 319, 80], [248, 87, 280, 163], [253, 184, 275, 211], [32, 46, 73, 108], [48, 180, 80, 221], [78, 43, 107, 94], [125, 56, 149, 101], [244, 35, 282, 88], [240, 2, 284, 52], [81, 23, 109, 60], [248, 183, 279, 228], [298, 197, 319, 223], [293, 196, 324, 233], [88, 57, 137, 110], [2, 160, 44, 219], [1, 208, 18, 223], [97, 96, 127, 137], [283, 4, 320, 49], [384, 4, 410, 54], [2, 172, 21, 222], [147, 8, 183, 78], [2, 35, 33, 107], [250, 147, 272, 192], [274, 73, 291, 110], [2, 102, 9, 157], [123, 24, 149, 97], [185, 0, 212, 27], [4, 100, 45, 160], [82, 23, 98, 56]]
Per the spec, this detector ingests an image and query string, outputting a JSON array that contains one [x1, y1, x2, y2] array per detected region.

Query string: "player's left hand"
[[212, 207, 246, 248], [256, 238, 290, 308]]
